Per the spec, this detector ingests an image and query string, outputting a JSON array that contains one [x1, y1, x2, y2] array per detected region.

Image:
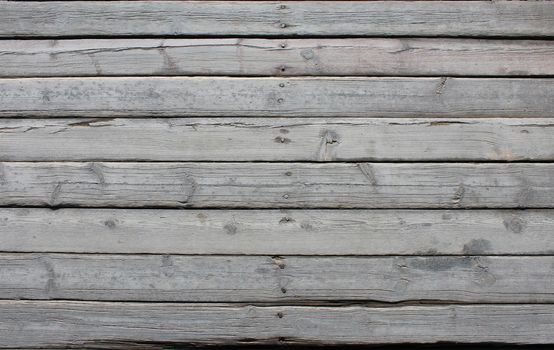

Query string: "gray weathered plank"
[[2, 254, 552, 303], [1, 77, 552, 118], [1, 162, 553, 208], [2, 1, 553, 38], [2, 208, 552, 255], [1, 118, 553, 161], [2, 38, 553, 77], [1, 302, 553, 346]]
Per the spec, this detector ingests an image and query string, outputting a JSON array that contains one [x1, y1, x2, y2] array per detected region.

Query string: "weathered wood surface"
[[1, 1, 553, 348], [1, 302, 553, 346], [2, 208, 552, 255], [2, 1, 554, 38], [2, 38, 553, 77], [2, 254, 553, 303], [0, 162, 552, 209], [2, 118, 553, 162], [1, 77, 553, 117]]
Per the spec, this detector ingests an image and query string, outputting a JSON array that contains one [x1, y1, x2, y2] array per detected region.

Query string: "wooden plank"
[[2, 208, 552, 255], [1, 118, 554, 161], [2, 1, 553, 38], [1, 302, 553, 346], [2, 254, 553, 303], [1, 77, 553, 118], [0, 162, 553, 208], [1, 38, 553, 77]]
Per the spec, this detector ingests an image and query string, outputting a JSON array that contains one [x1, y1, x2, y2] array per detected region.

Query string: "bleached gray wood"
[[2, 254, 552, 303], [0, 77, 553, 117], [1, 302, 553, 346], [2, 208, 552, 255], [1, 118, 554, 161], [1, 162, 553, 208], [2, 1, 554, 38], [2, 38, 553, 77]]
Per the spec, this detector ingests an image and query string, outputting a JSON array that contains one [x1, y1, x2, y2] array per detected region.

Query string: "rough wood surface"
[[0, 77, 553, 117], [1, 302, 553, 346], [1, 118, 553, 161], [0, 162, 552, 208], [2, 1, 553, 348], [2, 38, 553, 77], [2, 254, 553, 303], [2, 1, 553, 38], [1, 208, 552, 255]]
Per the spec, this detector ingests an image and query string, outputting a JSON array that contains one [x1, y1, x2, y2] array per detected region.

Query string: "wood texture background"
[[0, 1, 553, 348]]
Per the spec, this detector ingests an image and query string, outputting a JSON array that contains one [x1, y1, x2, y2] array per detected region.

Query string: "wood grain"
[[2, 1, 553, 348], [1, 38, 553, 77], [1, 302, 553, 346], [2, 208, 552, 255], [2, 1, 553, 38], [2, 254, 553, 303], [1, 162, 553, 208], [1, 118, 553, 161], [1, 77, 553, 117]]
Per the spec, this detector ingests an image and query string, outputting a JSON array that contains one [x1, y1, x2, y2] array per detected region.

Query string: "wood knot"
[[104, 219, 116, 229], [503, 216, 525, 234], [223, 223, 238, 235], [272, 256, 286, 269], [274, 136, 291, 144], [279, 216, 295, 224]]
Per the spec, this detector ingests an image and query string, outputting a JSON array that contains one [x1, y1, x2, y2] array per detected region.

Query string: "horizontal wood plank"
[[1, 118, 554, 161], [2, 254, 553, 303], [2, 38, 553, 77], [2, 208, 552, 255], [1, 302, 553, 346], [1, 162, 553, 208], [1, 77, 553, 117], [2, 1, 553, 38]]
